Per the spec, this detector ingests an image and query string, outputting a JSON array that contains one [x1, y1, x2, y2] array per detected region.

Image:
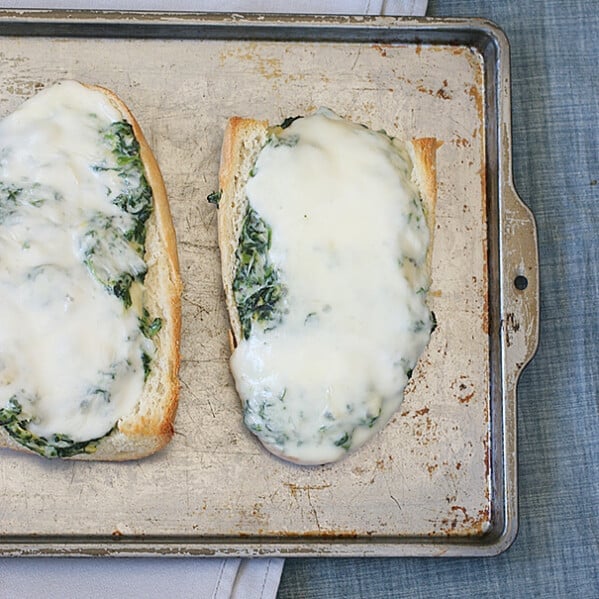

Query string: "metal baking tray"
[[0, 11, 538, 557]]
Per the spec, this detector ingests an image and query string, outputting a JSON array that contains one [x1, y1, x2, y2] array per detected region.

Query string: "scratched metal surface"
[[0, 13, 538, 556]]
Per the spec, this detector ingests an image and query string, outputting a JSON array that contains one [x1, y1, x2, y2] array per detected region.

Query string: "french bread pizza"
[[214, 109, 438, 465], [0, 81, 182, 460]]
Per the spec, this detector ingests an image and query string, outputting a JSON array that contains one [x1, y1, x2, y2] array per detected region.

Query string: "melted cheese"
[[231, 110, 433, 464], [0, 81, 151, 443]]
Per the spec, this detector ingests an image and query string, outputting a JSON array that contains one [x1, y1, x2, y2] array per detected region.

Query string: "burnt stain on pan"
[[415, 81, 451, 100], [371, 43, 392, 57], [428, 504, 490, 537], [451, 375, 475, 404], [504, 312, 521, 347], [451, 135, 471, 147], [273, 529, 359, 538], [436, 80, 452, 99], [218, 43, 283, 79], [283, 482, 331, 498]]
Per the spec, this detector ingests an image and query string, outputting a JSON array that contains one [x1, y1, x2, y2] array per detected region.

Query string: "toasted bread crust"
[[0, 82, 182, 461], [217, 117, 268, 348], [216, 114, 439, 464]]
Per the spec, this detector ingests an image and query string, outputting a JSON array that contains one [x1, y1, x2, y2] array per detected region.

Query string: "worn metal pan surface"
[[0, 11, 538, 557]]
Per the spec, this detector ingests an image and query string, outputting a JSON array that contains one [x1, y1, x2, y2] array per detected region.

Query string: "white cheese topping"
[[231, 110, 433, 464], [0, 81, 152, 446]]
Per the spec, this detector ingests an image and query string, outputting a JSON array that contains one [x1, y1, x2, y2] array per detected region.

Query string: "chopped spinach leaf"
[[0, 183, 21, 223], [334, 432, 352, 450], [280, 116, 302, 129], [0, 398, 108, 459], [111, 272, 134, 308], [243, 399, 290, 448], [233, 205, 285, 339], [0, 183, 22, 203], [359, 406, 382, 429], [139, 308, 162, 338], [102, 120, 141, 167], [142, 352, 152, 381], [207, 190, 222, 207]]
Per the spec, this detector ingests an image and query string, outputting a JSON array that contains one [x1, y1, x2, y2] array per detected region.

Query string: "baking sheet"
[[0, 12, 538, 557]]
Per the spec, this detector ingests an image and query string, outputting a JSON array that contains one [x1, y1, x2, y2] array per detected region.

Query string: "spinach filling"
[[139, 308, 163, 381], [84, 120, 153, 304], [86, 120, 161, 331], [0, 397, 108, 458], [230, 121, 307, 339], [233, 205, 285, 340], [243, 398, 290, 449]]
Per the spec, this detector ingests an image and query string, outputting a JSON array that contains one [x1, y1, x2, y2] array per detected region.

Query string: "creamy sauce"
[[0, 81, 151, 444], [231, 110, 433, 464]]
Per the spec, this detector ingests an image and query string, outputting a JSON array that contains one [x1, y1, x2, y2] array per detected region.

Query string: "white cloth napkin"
[[0, 1, 427, 598], [0, 556, 284, 599]]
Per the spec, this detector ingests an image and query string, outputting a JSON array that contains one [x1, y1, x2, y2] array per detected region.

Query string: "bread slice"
[[0, 81, 182, 460], [216, 111, 438, 464]]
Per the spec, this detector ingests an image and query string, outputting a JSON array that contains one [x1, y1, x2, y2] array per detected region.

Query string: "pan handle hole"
[[514, 275, 528, 291]]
